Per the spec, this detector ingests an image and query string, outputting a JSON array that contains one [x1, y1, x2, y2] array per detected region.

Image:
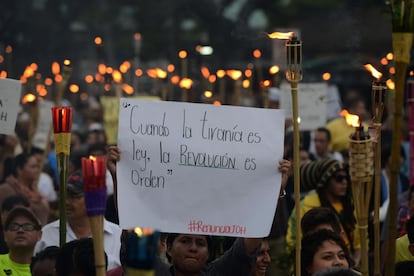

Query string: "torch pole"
[[385, 31, 413, 276], [285, 35, 302, 276], [373, 124, 381, 276], [291, 81, 301, 275], [51, 107, 73, 247], [371, 80, 386, 276]]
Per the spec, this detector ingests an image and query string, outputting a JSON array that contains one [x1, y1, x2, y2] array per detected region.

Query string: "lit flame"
[[112, 70, 122, 83], [242, 79, 250, 88], [134, 227, 154, 237], [226, 70, 242, 80], [216, 70, 226, 78], [122, 83, 134, 95], [364, 64, 382, 80], [52, 62, 60, 75], [179, 78, 193, 89], [22, 93, 36, 104], [146, 69, 157, 78], [340, 110, 359, 127], [204, 90, 213, 98], [69, 84, 79, 93], [94, 36, 103, 45], [201, 67, 210, 79], [267, 32, 294, 40], [85, 75, 94, 84], [269, 65, 280, 75], [253, 49, 261, 58], [89, 155, 97, 161], [155, 68, 167, 79]]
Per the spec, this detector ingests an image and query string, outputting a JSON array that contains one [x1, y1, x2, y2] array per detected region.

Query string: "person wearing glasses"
[[286, 159, 361, 268], [0, 206, 42, 275]]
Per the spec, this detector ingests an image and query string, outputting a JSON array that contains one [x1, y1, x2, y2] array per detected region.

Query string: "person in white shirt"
[[34, 170, 121, 269]]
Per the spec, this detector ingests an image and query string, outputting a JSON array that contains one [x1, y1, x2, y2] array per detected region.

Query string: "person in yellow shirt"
[[326, 97, 370, 153], [395, 216, 414, 263], [286, 159, 361, 267], [0, 206, 42, 276]]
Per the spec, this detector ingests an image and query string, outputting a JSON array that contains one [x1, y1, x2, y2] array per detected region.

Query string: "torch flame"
[[89, 155, 97, 161], [134, 227, 154, 237], [340, 109, 360, 127], [364, 64, 382, 80], [267, 32, 294, 40]]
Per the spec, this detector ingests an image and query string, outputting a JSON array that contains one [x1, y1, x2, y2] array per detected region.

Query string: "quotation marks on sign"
[[167, 169, 173, 175], [122, 102, 131, 108]]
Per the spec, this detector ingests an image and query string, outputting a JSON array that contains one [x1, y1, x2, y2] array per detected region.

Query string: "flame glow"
[[364, 64, 382, 80], [267, 32, 294, 40], [134, 227, 154, 237], [340, 110, 360, 127]]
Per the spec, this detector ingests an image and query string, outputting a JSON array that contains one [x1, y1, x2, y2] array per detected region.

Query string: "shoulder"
[[103, 219, 122, 235], [42, 220, 60, 230], [303, 191, 320, 206]]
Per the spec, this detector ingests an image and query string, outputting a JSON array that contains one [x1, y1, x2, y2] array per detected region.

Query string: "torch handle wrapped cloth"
[[84, 189, 107, 216]]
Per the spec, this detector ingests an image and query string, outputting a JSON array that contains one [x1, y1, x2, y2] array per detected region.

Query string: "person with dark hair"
[[0, 207, 42, 275], [0, 152, 50, 225], [301, 230, 352, 276], [107, 145, 292, 276], [287, 159, 360, 267], [311, 127, 343, 162], [31, 246, 60, 276], [395, 215, 414, 263], [301, 207, 342, 236], [0, 195, 30, 253], [55, 238, 107, 276], [251, 238, 271, 276]]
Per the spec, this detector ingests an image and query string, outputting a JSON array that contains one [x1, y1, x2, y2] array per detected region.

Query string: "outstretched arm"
[[107, 145, 121, 209]]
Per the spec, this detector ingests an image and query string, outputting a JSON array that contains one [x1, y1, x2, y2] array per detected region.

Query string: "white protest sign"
[[280, 81, 327, 130], [117, 98, 285, 237], [0, 78, 22, 135], [32, 100, 54, 149]]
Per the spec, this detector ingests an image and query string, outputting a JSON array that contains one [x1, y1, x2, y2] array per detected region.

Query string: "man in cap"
[[0, 206, 42, 275], [34, 170, 122, 270]]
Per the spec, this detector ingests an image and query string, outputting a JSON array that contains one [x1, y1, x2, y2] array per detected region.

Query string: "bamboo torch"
[[387, 2, 414, 275], [347, 113, 374, 276], [364, 64, 387, 276], [407, 76, 414, 189], [51, 106, 73, 246], [268, 31, 302, 275], [124, 228, 160, 276], [82, 155, 107, 276]]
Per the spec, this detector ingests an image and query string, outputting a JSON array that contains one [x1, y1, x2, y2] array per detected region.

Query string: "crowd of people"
[[0, 84, 412, 275]]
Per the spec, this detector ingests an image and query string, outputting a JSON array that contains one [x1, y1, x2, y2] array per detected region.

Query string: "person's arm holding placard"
[[107, 145, 291, 274]]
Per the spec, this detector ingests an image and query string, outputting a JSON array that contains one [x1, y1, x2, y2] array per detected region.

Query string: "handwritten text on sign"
[[0, 78, 22, 135], [117, 99, 285, 237]]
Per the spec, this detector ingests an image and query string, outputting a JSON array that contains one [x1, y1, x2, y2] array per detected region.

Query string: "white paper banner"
[[0, 78, 22, 135], [32, 100, 54, 150], [117, 99, 285, 237], [280, 82, 328, 131]]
